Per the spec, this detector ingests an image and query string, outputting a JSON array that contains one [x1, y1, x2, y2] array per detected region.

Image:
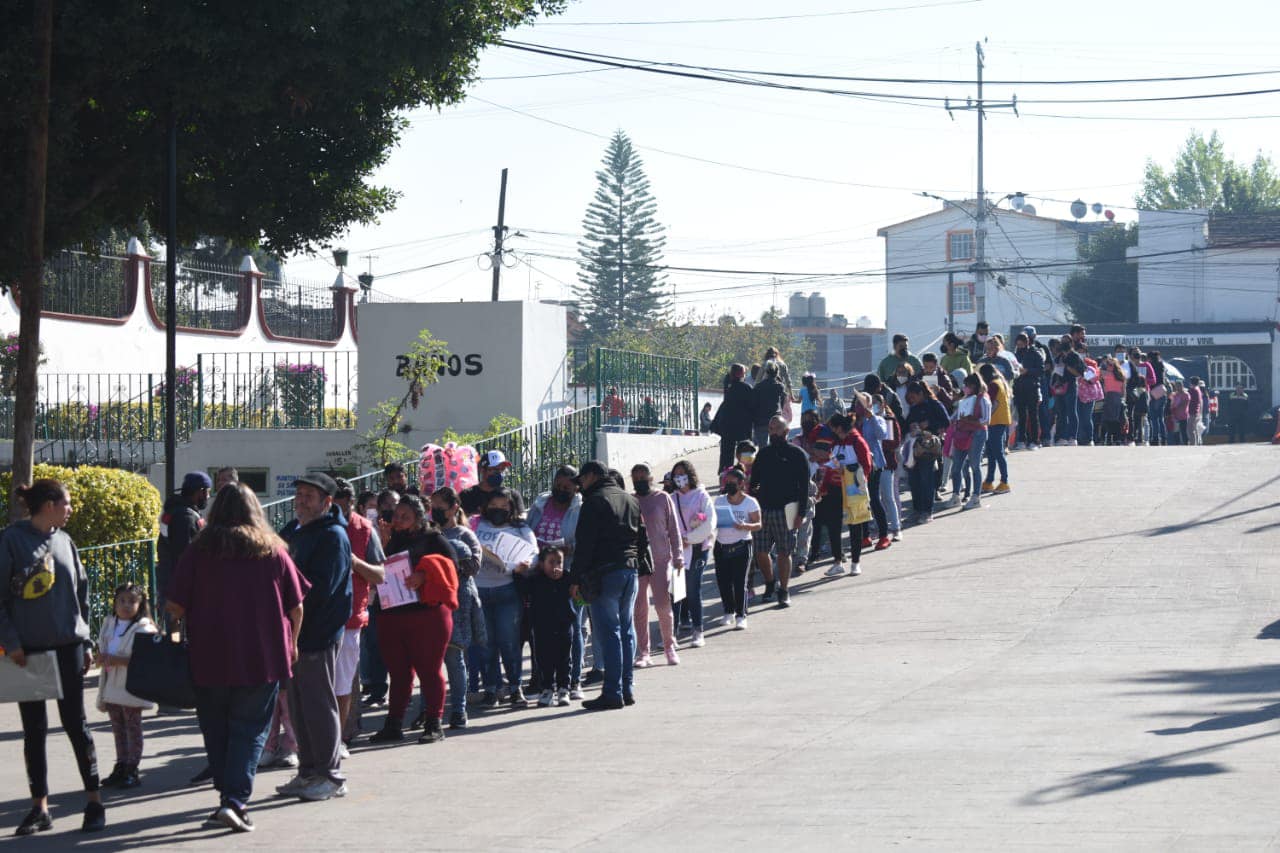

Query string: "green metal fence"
[[474, 406, 599, 500], [595, 348, 700, 434], [80, 539, 155, 640], [196, 351, 356, 430], [259, 459, 421, 531]]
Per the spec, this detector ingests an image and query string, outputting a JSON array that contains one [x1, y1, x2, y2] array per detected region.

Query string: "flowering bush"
[[0, 333, 46, 396], [274, 362, 326, 427]]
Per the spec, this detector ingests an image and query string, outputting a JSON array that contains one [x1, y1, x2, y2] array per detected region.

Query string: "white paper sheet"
[[375, 551, 419, 609], [0, 651, 63, 703]]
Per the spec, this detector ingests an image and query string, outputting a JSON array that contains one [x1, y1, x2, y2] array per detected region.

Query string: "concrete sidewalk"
[[2, 444, 1279, 850]]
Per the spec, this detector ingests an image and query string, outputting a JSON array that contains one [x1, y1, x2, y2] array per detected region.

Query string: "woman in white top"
[[944, 374, 991, 511], [671, 460, 715, 648], [712, 468, 762, 630]]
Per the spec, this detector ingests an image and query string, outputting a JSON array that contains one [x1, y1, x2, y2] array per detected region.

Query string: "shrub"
[[0, 464, 162, 547]]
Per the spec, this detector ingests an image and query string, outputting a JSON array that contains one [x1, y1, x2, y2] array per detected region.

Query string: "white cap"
[[483, 450, 511, 470]]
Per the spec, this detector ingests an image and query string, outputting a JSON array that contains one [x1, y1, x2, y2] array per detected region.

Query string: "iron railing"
[[474, 406, 599, 500], [261, 278, 339, 341], [196, 351, 356, 430], [149, 257, 244, 331], [260, 457, 420, 531], [80, 539, 156, 639], [595, 348, 700, 434], [43, 250, 130, 318]]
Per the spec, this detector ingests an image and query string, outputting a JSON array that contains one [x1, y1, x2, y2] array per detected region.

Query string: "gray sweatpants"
[[287, 642, 344, 785]]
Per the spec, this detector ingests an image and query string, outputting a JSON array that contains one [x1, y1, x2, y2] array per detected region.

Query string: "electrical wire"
[[533, 0, 982, 27]]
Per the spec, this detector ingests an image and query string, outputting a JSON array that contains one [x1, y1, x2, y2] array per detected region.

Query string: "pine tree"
[[576, 130, 667, 341]]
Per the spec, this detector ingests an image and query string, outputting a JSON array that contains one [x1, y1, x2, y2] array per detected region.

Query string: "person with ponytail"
[[0, 479, 105, 835]]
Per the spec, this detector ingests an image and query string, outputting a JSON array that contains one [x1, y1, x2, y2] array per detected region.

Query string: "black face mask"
[[485, 473, 504, 488], [551, 488, 573, 505], [485, 509, 511, 526], [633, 480, 651, 496], [769, 433, 787, 446], [430, 508, 450, 527], [724, 482, 740, 496]]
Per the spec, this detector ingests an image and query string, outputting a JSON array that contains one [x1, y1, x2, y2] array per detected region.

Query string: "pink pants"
[[635, 567, 675, 655], [263, 689, 296, 754]]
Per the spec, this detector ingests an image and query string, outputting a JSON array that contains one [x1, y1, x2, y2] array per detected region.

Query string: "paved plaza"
[[1, 443, 1279, 850]]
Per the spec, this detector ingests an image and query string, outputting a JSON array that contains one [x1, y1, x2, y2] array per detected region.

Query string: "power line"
[[533, 0, 982, 26]]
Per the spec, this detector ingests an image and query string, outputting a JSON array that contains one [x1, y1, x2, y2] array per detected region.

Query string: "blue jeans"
[[194, 681, 279, 810], [588, 568, 638, 702], [444, 645, 466, 715], [1058, 382, 1078, 442], [951, 429, 987, 496], [479, 583, 522, 691], [677, 544, 709, 630], [360, 606, 387, 701], [908, 459, 936, 515], [984, 424, 1009, 484], [879, 467, 901, 533], [1077, 399, 1095, 445], [1149, 397, 1168, 444]]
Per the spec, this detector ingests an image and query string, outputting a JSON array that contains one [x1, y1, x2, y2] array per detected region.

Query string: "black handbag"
[[126, 634, 197, 709]]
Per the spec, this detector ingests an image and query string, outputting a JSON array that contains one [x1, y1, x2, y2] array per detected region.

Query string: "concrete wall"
[[595, 431, 720, 476], [356, 301, 569, 450], [882, 206, 1076, 355], [146, 429, 361, 498]]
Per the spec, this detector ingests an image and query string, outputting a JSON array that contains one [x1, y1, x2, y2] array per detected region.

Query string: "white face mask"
[[977, 334, 989, 343], [673, 474, 689, 489]]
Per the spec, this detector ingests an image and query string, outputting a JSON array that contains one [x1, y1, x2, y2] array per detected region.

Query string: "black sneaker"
[[201, 810, 222, 829], [447, 711, 468, 730], [581, 695, 624, 711], [417, 718, 445, 744], [81, 801, 106, 833], [189, 765, 214, 786], [14, 807, 52, 836], [118, 766, 141, 789], [622, 691, 636, 707], [369, 721, 404, 743], [215, 804, 254, 833], [581, 669, 604, 686], [761, 582, 775, 603], [408, 710, 426, 730], [480, 691, 498, 708], [360, 694, 387, 709], [509, 687, 529, 708], [777, 587, 791, 608], [101, 763, 127, 788]]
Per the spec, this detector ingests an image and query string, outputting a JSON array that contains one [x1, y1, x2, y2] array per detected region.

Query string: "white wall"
[[595, 431, 719, 475], [357, 301, 569, 449], [881, 206, 1075, 352], [147, 429, 361, 498]]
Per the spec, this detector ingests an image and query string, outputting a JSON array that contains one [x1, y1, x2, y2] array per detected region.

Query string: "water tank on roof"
[[808, 292, 827, 319], [789, 292, 810, 319], [856, 315, 874, 328], [830, 314, 849, 327]]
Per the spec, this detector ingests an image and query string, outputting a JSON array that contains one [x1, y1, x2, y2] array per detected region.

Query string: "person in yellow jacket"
[[978, 364, 1014, 494]]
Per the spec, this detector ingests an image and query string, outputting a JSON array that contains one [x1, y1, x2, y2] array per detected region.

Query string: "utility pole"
[[164, 111, 178, 497], [490, 168, 508, 302], [945, 40, 1017, 325]]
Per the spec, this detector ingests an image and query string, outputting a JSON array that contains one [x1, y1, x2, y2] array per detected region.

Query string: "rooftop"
[[1207, 211, 1280, 246]]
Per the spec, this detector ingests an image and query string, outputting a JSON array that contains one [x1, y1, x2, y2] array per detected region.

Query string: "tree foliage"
[[1137, 131, 1280, 213], [576, 130, 668, 342], [1061, 224, 1138, 324], [0, 0, 565, 276], [358, 329, 450, 468]]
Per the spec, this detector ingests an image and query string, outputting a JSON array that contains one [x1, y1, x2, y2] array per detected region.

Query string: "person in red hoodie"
[[332, 479, 387, 748], [808, 427, 847, 576], [822, 414, 874, 577]]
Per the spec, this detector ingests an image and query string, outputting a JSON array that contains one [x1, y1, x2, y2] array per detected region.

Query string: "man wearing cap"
[[157, 471, 211, 636], [277, 473, 352, 802], [460, 450, 524, 517], [748, 415, 811, 607], [569, 461, 643, 710]]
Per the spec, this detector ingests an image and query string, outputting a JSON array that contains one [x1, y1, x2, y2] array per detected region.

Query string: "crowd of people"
[[0, 329, 1257, 838]]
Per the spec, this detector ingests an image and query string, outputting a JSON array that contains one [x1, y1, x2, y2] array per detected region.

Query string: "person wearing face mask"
[[940, 332, 974, 376], [459, 451, 525, 518], [854, 393, 893, 552], [429, 487, 485, 730], [747, 416, 811, 607], [713, 468, 762, 630], [942, 374, 990, 511], [526, 467, 589, 697], [156, 471, 211, 638], [629, 464, 685, 667], [671, 460, 715, 649], [877, 333, 925, 382], [472, 489, 537, 708], [825, 413, 874, 575], [965, 321, 990, 364]]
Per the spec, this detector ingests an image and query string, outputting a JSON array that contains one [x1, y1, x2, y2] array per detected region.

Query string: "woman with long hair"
[[671, 459, 715, 649], [942, 374, 990, 511], [978, 363, 1013, 494], [473, 489, 537, 707], [0, 479, 105, 835], [902, 381, 949, 523], [429, 487, 485, 730], [799, 373, 821, 416], [168, 483, 307, 832], [369, 496, 457, 744]]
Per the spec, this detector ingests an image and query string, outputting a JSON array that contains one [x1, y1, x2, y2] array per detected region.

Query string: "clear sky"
[[283, 0, 1280, 327]]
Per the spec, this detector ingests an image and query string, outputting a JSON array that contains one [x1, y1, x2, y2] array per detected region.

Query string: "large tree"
[[1061, 223, 1138, 324], [1, 0, 561, 510], [1138, 131, 1280, 213], [576, 130, 668, 341]]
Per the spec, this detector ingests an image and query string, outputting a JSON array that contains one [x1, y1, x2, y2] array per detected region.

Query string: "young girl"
[[96, 583, 157, 789], [528, 546, 574, 707], [713, 468, 762, 630]]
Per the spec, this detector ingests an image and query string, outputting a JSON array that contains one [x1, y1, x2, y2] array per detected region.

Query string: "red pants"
[[376, 605, 453, 723]]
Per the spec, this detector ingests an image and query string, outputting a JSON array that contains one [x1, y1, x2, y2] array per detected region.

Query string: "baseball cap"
[[574, 460, 608, 484], [482, 450, 511, 470], [181, 471, 212, 492], [294, 472, 337, 497], [1023, 325, 1037, 337]]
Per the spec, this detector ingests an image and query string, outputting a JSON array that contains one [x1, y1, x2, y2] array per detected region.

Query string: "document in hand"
[[375, 551, 419, 609], [0, 651, 63, 703]]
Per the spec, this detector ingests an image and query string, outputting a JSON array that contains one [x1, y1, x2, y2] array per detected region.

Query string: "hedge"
[[0, 464, 161, 547]]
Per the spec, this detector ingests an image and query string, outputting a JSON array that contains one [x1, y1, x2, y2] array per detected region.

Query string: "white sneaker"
[[537, 689, 554, 707], [274, 751, 299, 769], [965, 496, 982, 510], [734, 616, 748, 631], [690, 631, 706, 648], [891, 531, 902, 542], [1066, 439, 1078, 446], [824, 564, 846, 578], [721, 613, 735, 627], [850, 563, 862, 576], [338, 744, 349, 760], [275, 774, 311, 796], [555, 689, 571, 707], [256, 749, 277, 770], [297, 778, 347, 802], [569, 684, 585, 700], [940, 495, 960, 509]]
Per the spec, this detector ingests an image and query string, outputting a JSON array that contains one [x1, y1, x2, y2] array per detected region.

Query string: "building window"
[[1207, 355, 1257, 392], [947, 230, 974, 261], [950, 281, 975, 314]]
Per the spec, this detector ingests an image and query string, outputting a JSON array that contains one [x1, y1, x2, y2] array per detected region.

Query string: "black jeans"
[[713, 541, 752, 618], [908, 461, 936, 515], [809, 505, 843, 564], [532, 610, 572, 691], [867, 469, 887, 540], [19, 643, 99, 799]]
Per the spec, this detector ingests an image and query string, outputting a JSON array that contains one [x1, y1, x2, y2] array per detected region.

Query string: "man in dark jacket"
[[748, 416, 811, 608], [750, 361, 787, 447], [568, 460, 641, 711], [965, 320, 991, 363], [157, 471, 210, 634], [712, 363, 754, 473], [278, 472, 352, 802]]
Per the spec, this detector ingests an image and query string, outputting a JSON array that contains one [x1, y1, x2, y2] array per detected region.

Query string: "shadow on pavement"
[[1258, 619, 1280, 639]]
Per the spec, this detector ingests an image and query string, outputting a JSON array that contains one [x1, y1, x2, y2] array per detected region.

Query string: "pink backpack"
[[418, 442, 479, 494]]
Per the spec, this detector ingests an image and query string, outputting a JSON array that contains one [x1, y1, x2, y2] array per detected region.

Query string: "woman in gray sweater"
[[0, 479, 104, 835]]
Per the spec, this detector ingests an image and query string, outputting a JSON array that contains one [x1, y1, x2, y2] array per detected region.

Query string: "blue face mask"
[[486, 472, 504, 488]]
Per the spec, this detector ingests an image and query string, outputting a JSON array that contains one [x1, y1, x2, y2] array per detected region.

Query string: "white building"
[[877, 201, 1085, 354]]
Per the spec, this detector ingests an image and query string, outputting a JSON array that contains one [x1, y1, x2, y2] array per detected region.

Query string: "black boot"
[[369, 719, 404, 743], [101, 763, 127, 788], [417, 718, 445, 744]]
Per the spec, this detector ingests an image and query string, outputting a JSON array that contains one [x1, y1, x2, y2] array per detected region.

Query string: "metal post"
[[974, 41, 987, 325], [491, 168, 508, 302], [195, 353, 203, 430], [947, 270, 955, 334], [164, 112, 177, 497]]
